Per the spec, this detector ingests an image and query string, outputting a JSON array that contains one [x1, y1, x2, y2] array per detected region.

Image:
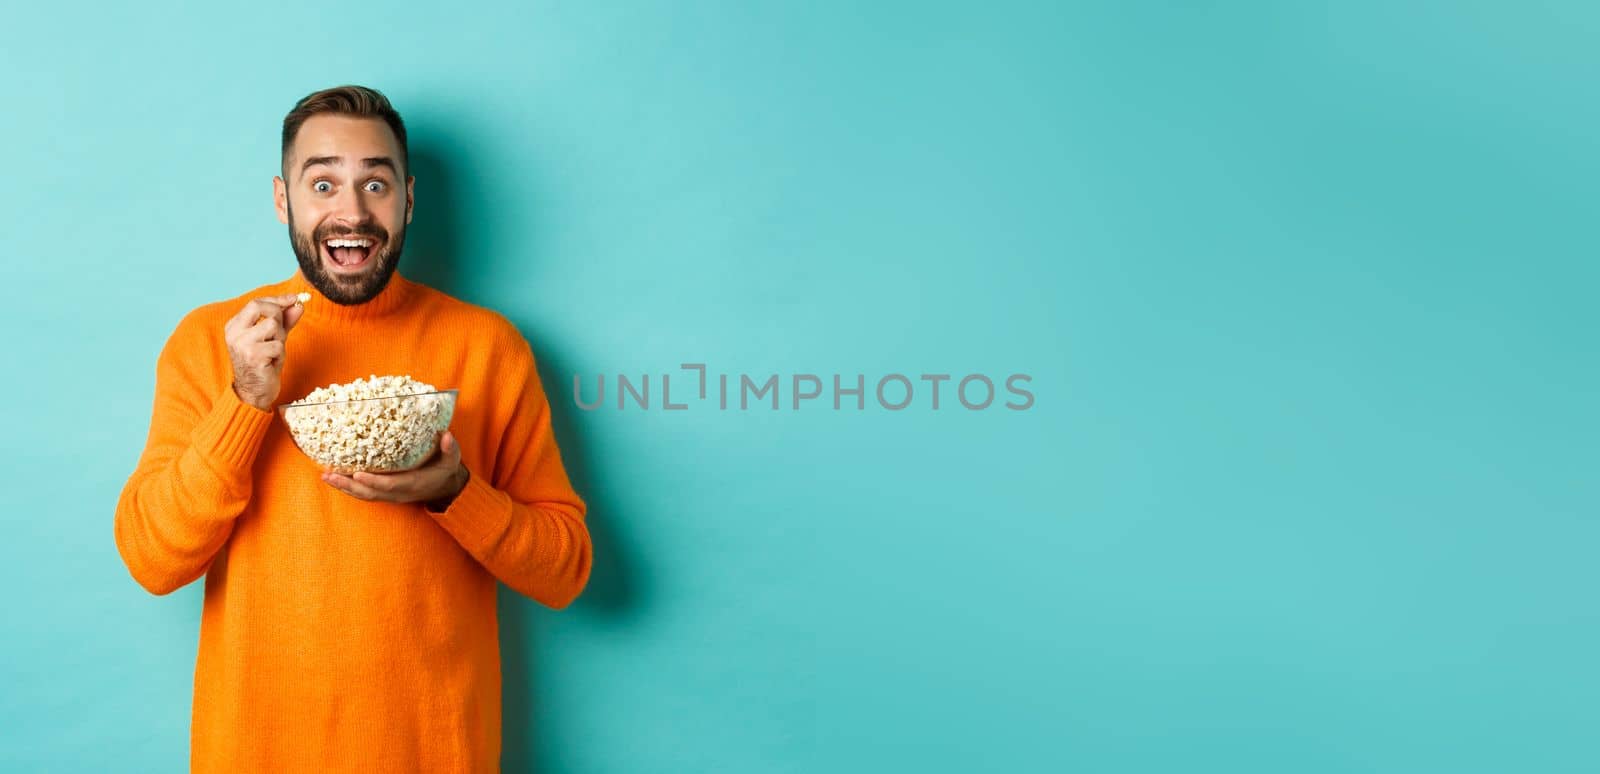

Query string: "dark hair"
[[280, 84, 408, 178]]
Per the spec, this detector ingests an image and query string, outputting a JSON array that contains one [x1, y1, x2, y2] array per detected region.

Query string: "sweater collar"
[[284, 269, 418, 327]]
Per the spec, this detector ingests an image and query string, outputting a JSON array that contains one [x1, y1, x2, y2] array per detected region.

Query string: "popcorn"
[[282, 375, 455, 473], [296, 292, 311, 304]]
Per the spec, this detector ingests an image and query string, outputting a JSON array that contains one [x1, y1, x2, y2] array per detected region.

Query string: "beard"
[[286, 200, 407, 305]]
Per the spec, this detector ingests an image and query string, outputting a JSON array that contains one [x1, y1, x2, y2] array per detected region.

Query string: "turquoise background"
[[2, 1, 1595, 772]]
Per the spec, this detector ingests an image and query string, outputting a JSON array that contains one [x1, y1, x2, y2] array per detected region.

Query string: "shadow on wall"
[[405, 130, 643, 773]]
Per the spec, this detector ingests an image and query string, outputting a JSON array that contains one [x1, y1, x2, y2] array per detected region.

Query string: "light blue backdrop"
[[2, 2, 1595, 772]]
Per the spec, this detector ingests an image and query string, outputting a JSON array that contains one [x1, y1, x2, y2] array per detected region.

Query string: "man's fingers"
[[283, 302, 306, 333], [349, 471, 399, 494], [250, 340, 285, 364], [230, 306, 281, 343], [240, 315, 283, 345], [227, 295, 303, 338], [226, 300, 263, 330], [324, 472, 385, 501], [229, 296, 296, 327]]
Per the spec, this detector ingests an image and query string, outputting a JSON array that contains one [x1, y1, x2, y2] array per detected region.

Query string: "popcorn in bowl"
[[278, 375, 458, 473]]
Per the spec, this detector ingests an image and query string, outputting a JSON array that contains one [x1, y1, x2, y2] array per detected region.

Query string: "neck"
[[286, 269, 416, 326]]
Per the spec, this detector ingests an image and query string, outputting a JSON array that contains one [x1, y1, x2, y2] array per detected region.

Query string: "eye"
[[313, 180, 332, 193], [364, 180, 387, 193]]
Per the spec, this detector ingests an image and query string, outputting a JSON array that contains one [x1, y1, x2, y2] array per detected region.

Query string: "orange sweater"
[[114, 269, 592, 773]]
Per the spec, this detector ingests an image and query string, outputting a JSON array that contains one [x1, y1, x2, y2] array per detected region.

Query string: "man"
[[113, 84, 592, 773]]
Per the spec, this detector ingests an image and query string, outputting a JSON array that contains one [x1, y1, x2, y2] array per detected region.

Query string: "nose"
[[329, 184, 373, 228]]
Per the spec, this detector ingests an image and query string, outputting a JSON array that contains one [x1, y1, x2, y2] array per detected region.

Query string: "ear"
[[405, 175, 415, 224], [273, 175, 289, 224]]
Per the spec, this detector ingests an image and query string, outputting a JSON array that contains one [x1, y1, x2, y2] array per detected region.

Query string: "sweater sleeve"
[[425, 335, 593, 609], [114, 313, 275, 596]]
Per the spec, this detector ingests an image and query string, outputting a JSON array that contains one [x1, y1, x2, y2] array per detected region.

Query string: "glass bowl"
[[278, 389, 458, 474]]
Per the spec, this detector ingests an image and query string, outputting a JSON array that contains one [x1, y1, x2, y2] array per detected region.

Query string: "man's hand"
[[322, 431, 470, 508], [226, 294, 305, 411]]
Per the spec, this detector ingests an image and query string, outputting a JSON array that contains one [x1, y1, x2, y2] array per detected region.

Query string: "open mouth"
[[321, 236, 380, 272]]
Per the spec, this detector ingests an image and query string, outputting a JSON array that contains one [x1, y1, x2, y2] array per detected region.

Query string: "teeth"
[[325, 238, 373, 248]]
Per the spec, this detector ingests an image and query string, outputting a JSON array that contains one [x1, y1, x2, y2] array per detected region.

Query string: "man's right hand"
[[225, 294, 306, 411]]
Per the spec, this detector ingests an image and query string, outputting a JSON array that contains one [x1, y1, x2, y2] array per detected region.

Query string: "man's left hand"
[[323, 430, 469, 508]]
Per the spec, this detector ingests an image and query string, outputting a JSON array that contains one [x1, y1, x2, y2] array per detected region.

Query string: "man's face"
[[274, 114, 415, 305]]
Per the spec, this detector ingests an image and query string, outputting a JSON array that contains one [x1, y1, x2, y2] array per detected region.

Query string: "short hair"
[[280, 84, 409, 179]]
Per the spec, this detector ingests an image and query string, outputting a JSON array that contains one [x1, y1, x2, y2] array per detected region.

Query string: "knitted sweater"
[[113, 269, 592, 773]]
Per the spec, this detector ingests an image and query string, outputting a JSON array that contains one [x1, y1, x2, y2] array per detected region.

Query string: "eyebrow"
[[299, 155, 398, 179]]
